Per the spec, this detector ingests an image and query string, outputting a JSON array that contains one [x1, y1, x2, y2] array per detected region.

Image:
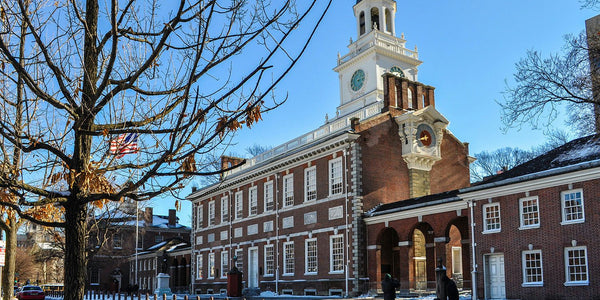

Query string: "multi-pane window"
[[283, 242, 295, 275], [565, 246, 588, 285], [522, 250, 543, 285], [264, 181, 274, 212], [305, 238, 318, 274], [235, 249, 244, 272], [249, 186, 258, 216], [264, 244, 275, 276], [329, 158, 343, 195], [208, 201, 215, 226], [196, 254, 203, 279], [208, 252, 215, 278], [113, 234, 122, 249], [519, 196, 540, 228], [561, 189, 584, 224], [221, 196, 229, 223], [196, 204, 203, 229], [221, 251, 229, 278], [483, 203, 501, 232], [305, 167, 317, 202], [89, 266, 100, 284], [283, 174, 294, 207], [235, 191, 243, 219], [330, 235, 344, 273]]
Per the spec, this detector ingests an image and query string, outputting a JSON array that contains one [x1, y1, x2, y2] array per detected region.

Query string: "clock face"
[[416, 124, 436, 147], [390, 66, 405, 78], [350, 69, 365, 91]]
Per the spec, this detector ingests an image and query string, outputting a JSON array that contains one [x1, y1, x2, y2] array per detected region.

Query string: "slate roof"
[[365, 189, 461, 217], [476, 133, 600, 185]]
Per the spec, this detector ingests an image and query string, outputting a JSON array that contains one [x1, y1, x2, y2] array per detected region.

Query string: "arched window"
[[359, 11, 365, 35], [370, 7, 380, 30], [385, 8, 392, 33]]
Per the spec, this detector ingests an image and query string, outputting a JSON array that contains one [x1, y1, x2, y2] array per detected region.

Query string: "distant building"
[[86, 207, 190, 293], [17, 221, 64, 285]]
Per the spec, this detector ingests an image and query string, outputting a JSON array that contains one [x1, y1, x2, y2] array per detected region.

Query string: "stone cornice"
[[188, 132, 360, 202]]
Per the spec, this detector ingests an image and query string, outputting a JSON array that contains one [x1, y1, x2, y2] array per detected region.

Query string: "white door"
[[485, 254, 506, 299], [248, 247, 259, 288]]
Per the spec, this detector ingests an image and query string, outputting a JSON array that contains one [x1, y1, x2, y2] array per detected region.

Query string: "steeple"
[[333, 0, 422, 117]]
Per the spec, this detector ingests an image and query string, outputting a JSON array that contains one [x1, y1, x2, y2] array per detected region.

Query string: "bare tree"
[[470, 147, 537, 182], [0, 1, 332, 299], [500, 31, 597, 136]]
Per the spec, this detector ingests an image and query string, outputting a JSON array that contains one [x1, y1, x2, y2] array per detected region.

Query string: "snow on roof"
[[147, 240, 168, 251]]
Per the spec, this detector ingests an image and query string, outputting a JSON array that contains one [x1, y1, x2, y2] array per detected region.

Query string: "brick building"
[[188, 0, 472, 296], [87, 206, 190, 293], [461, 134, 600, 300]]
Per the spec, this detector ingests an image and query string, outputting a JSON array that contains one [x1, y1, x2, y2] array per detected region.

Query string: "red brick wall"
[[473, 178, 600, 299]]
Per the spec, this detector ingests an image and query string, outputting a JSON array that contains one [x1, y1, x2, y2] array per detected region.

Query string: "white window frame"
[[235, 248, 243, 272], [235, 191, 243, 219], [519, 196, 540, 229], [564, 246, 589, 286], [208, 200, 215, 226], [196, 204, 203, 230], [561, 189, 585, 225], [329, 157, 343, 196], [330, 234, 344, 273], [196, 254, 203, 280], [283, 174, 294, 207], [522, 250, 543, 286], [113, 234, 122, 249], [208, 252, 215, 279], [283, 241, 295, 275], [221, 251, 229, 279], [249, 186, 258, 216], [304, 166, 317, 202], [264, 181, 274, 212], [264, 244, 275, 277], [482, 202, 501, 233], [305, 238, 318, 275], [221, 196, 229, 224]]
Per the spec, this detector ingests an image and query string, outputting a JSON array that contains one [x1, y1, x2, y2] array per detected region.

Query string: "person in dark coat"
[[381, 273, 400, 300]]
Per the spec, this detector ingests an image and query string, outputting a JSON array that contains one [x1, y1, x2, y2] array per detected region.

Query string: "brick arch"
[[443, 216, 471, 290], [408, 222, 435, 290], [376, 227, 400, 281]]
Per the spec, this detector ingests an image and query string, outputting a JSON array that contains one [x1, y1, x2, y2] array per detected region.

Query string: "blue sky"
[[154, 1, 598, 226]]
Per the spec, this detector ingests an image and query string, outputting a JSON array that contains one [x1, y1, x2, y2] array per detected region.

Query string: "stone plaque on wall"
[[329, 205, 343, 220]]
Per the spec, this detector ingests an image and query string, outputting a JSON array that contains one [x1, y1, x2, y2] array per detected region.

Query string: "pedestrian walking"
[[382, 273, 400, 300]]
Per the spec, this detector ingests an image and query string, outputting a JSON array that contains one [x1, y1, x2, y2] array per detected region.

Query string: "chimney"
[[144, 207, 153, 226], [168, 209, 176, 226]]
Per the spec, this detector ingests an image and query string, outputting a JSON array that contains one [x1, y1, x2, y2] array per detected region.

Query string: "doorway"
[[484, 254, 506, 299], [248, 247, 259, 288]]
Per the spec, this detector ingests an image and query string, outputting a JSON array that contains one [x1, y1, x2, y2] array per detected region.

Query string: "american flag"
[[110, 133, 139, 158]]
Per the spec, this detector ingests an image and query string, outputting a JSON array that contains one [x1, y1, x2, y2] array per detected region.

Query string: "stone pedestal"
[[154, 273, 172, 296]]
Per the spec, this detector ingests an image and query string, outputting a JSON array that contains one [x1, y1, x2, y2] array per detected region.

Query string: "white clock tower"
[[333, 0, 422, 116]]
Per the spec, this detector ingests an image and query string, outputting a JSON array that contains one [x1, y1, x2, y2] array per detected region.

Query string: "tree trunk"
[[63, 202, 88, 300], [1, 224, 17, 300]]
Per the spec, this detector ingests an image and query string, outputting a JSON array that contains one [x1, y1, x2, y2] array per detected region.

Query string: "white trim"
[[461, 165, 600, 201], [330, 234, 344, 273], [304, 238, 318, 275], [364, 201, 466, 225], [560, 188, 585, 225], [220, 196, 229, 224], [264, 180, 274, 212], [519, 196, 540, 230], [196, 203, 203, 230], [329, 157, 344, 196], [235, 191, 243, 219], [220, 250, 229, 279], [248, 186, 258, 216], [304, 166, 317, 202], [264, 244, 275, 277], [208, 200, 216, 226], [283, 174, 294, 207], [564, 246, 589, 286], [283, 241, 295, 276], [482, 202, 501, 234], [522, 249, 543, 286], [208, 252, 215, 279]]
